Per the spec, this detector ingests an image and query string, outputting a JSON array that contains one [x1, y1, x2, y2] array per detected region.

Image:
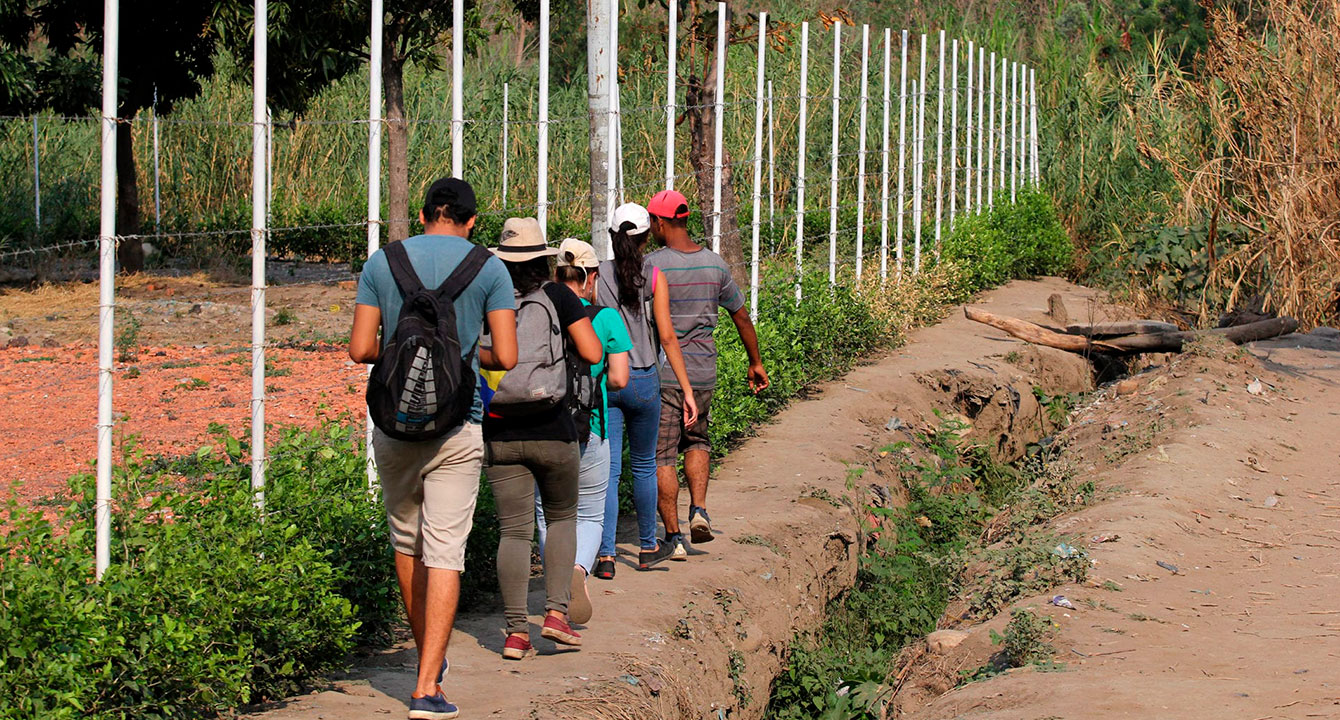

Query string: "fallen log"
[[1065, 320, 1180, 337], [965, 307, 1298, 355]]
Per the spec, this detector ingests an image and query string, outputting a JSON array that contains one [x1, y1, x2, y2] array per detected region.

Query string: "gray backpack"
[[489, 284, 568, 415]]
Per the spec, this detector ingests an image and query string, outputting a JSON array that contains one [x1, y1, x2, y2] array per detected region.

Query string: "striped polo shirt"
[[645, 245, 744, 389]]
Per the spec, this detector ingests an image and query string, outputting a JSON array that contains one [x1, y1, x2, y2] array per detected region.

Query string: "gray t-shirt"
[[645, 245, 744, 389], [596, 259, 660, 369], [355, 234, 515, 423]]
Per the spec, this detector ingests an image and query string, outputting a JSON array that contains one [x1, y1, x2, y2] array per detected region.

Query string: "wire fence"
[[0, 2, 1042, 579]]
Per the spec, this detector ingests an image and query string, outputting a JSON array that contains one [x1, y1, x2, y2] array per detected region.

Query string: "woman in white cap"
[[533, 237, 632, 626], [592, 203, 699, 578], [483, 217, 602, 660]]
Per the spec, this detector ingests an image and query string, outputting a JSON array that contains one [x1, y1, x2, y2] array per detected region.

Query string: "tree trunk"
[[116, 114, 144, 272], [587, 0, 611, 255], [685, 40, 747, 289], [384, 57, 410, 243]]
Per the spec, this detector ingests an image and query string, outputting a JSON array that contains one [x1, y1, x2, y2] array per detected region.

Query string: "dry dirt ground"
[[241, 277, 1123, 720], [897, 327, 1340, 718]]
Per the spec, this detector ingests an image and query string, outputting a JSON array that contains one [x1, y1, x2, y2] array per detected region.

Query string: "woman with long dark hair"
[[592, 203, 698, 577]]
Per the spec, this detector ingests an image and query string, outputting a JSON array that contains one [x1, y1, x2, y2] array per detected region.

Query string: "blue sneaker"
[[408, 691, 459, 720], [689, 505, 715, 544], [435, 658, 448, 685]]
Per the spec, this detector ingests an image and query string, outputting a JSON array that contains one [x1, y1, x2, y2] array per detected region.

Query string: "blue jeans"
[[536, 437, 610, 574], [601, 367, 662, 554]]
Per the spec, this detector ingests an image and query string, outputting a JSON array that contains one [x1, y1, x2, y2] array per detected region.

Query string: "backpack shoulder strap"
[[437, 245, 493, 300], [384, 241, 427, 298], [584, 304, 603, 322]]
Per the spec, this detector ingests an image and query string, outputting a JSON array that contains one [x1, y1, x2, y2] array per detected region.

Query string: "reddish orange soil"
[[1, 343, 364, 504]]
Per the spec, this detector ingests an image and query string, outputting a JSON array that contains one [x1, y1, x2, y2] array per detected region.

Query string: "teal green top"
[[583, 298, 633, 439]]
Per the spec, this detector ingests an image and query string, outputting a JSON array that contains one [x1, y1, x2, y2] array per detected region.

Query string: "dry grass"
[[1157, 0, 1340, 327]]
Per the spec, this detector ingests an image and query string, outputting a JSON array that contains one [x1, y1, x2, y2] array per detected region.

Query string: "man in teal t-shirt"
[[535, 238, 631, 626]]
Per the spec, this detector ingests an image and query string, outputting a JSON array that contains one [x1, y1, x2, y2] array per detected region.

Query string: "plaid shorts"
[[656, 386, 714, 467]]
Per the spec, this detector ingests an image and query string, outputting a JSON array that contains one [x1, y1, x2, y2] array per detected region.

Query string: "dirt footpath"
[[244, 278, 1122, 720], [898, 329, 1340, 717]]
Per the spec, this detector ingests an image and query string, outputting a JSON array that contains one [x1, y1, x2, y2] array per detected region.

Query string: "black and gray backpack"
[[367, 242, 491, 441], [488, 284, 569, 415], [568, 304, 607, 445]]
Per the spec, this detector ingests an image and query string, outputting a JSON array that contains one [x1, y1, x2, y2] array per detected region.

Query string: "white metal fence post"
[[987, 50, 995, 210], [1010, 60, 1018, 202], [998, 56, 1007, 197], [980, 44, 991, 209], [794, 22, 808, 302], [767, 80, 775, 233], [895, 29, 908, 281], [606, 0, 620, 245], [152, 88, 161, 231], [366, 0, 383, 491], [913, 32, 926, 275], [502, 82, 509, 209], [710, 2, 725, 254], [538, 1, 550, 233], [949, 38, 958, 229], [250, 0, 268, 511], [854, 24, 869, 283], [664, 0, 677, 190], [95, 0, 119, 581], [32, 116, 41, 236], [964, 40, 973, 216], [1031, 67, 1040, 184], [933, 30, 944, 257], [451, 0, 463, 177], [827, 21, 840, 285], [749, 12, 767, 320], [879, 27, 891, 284]]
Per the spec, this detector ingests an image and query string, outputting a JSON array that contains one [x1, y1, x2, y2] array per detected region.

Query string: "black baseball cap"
[[422, 177, 477, 221]]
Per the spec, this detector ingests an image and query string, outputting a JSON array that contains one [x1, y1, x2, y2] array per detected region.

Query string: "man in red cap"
[[644, 189, 769, 559]]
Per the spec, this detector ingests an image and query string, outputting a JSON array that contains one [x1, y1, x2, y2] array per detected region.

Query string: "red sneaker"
[[540, 615, 582, 646], [501, 633, 532, 660]]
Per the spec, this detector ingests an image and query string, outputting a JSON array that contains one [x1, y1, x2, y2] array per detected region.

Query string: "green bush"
[[940, 189, 1073, 291], [0, 422, 392, 720]]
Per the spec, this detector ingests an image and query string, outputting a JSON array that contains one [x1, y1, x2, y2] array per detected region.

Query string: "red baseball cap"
[[647, 189, 691, 219]]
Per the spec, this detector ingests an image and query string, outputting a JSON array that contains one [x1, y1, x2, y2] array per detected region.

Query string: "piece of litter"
[[1247, 378, 1263, 396], [1264, 495, 1279, 508], [884, 416, 906, 431], [618, 674, 640, 687], [1053, 543, 1081, 559], [1156, 560, 1180, 574], [1091, 534, 1120, 544], [846, 385, 870, 393], [1051, 595, 1076, 609], [759, 571, 774, 581]]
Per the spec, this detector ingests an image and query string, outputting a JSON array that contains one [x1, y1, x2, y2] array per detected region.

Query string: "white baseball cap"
[[609, 202, 651, 234], [556, 237, 600, 269]]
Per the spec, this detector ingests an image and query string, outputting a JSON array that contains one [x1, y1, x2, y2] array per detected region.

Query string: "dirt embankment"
[[245, 278, 1122, 720], [892, 330, 1340, 719]]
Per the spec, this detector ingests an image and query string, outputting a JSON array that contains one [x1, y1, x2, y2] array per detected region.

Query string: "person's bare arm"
[[653, 280, 698, 426], [605, 350, 630, 390], [728, 306, 769, 394], [567, 317, 603, 365], [478, 309, 518, 370], [349, 304, 382, 364]]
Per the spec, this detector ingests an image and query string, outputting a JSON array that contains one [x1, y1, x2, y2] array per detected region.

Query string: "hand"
[[682, 389, 699, 427], [748, 363, 770, 394]]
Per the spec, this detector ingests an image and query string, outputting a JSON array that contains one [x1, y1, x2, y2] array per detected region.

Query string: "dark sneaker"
[[435, 658, 448, 685], [592, 557, 615, 580], [689, 506, 715, 544], [540, 615, 583, 646], [638, 542, 675, 570], [569, 566, 593, 625], [408, 691, 459, 720], [666, 532, 689, 561], [502, 633, 532, 660]]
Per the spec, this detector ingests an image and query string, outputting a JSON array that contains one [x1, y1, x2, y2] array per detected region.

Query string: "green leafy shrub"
[[0, 421, 398, 719], [940, 189, 1073, 291]]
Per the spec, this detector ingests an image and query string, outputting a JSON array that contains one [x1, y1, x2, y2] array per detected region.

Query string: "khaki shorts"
[[656, 386, 714, 467], [373, 422, 484, 571]]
